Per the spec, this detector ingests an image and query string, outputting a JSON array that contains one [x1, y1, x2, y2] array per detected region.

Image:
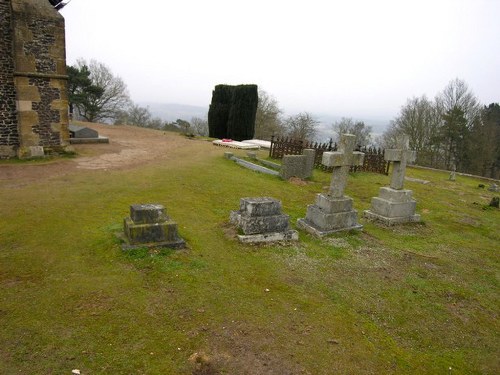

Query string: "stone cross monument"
[[297, 134, 364, 236], [384, 136, 416, 190], [323, 134, 364, 197], [363, 135, 421, 225]]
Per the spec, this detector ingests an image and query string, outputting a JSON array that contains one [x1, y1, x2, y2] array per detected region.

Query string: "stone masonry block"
[[315, 194, 353, 213], [239, 214, 290, 235], [239, 197, 282, 217], [305, 204, 359, 231], [280, 154, 307, 180], [370, 197, 417, 218], [378, 187, 414, 202], [15, 84, 41, 102], [130, 204, 168, 224], [303, 148, 316, 179], [16, 100, 32, 111], [124, 218, 179, 244], [18, 110, 38, 126]]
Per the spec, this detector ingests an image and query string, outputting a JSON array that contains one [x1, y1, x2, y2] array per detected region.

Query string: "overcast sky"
[[61, 0, 499, 125]]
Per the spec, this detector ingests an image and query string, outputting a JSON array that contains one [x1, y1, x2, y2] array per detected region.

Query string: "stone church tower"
[[0, 0, 70, 158]]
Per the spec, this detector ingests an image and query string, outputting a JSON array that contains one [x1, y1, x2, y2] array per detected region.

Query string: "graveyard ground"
[[0, 123, 498, 374]]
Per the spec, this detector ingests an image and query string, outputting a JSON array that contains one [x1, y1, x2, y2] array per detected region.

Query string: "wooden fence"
[[269, 136, 389, 175]]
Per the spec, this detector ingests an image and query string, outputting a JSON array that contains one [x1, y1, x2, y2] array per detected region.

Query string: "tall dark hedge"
[[208, 84, 258, 141], [208, 85, 234, 139]]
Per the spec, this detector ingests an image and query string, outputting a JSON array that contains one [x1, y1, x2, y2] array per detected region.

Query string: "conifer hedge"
[[208, 84, 258, 141]]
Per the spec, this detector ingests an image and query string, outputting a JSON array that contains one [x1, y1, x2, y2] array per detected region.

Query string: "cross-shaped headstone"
[[322, 134, 364, 198], [384, 135, 416, 190]]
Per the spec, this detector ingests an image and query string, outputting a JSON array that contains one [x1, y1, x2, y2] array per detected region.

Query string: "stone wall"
[[0, 0, 18, 157], [0, 0, 69, 158]]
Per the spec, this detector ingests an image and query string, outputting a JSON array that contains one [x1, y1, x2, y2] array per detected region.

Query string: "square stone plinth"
[[130, 204, 168, 224], [230, 211, 290, 235], [378, 187, 414, 202], [297, 204, 363, 237], [239, 197, 282, 217], [315, 194, 354, 213], [363, 190, 421, 225], [123, 217, 185, 249], [363, 209, 421, 226], [369, 196, 417, 218]]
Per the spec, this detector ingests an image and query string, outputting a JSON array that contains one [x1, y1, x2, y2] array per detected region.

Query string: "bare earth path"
[[0, 123, 204, 184]]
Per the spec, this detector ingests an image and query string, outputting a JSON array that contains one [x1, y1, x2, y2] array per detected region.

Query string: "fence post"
[[269, 134, 274, 158]]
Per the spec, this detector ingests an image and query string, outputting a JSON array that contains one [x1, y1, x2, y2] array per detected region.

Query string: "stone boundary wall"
[[0, 0, 19, 157]]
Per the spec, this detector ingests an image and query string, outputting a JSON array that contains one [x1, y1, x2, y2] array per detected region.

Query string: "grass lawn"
[[0, 128, 498, 374]]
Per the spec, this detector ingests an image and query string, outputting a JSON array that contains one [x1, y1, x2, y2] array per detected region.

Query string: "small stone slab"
[[29, 146, 45, 157], [405, 177, 430, 184], [488, 184, 499, 192], [362, 210, 421, 226], [237, 230, 299, 243], [120, 235, 186, 251], [233, 157, 280, 176], [257, 159, 281, 170], [297, 217, 363, 237]]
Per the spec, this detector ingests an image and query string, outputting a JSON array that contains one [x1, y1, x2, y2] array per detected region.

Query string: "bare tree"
[[191, 117, 209, 136], [127, 104, 152, 127], [76, 59, 131, 123], [332, 117, 372, 147], [254, 89, 284, 140], [437, 78, 482, 129], [148, 117, 164, 129], [283, 112, 318, 141], [388, 96, 442, 165]]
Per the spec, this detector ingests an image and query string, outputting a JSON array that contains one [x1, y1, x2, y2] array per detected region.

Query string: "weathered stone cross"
[[322, 134, 364, 198], [384, 135, 416, 190]]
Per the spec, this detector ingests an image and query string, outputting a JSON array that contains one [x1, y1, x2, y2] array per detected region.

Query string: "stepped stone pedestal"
[[297, 134, 364, 237], [230, 197, 298, 243], [363, 187, 420, 225], [122, 204, 185, 250], [297, 193, 363, 236], [363, 136, 421, 225]]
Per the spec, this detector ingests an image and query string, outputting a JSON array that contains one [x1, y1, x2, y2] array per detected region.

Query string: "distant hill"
[[139, 102, 389, 143], [139, 102, 208, 122]]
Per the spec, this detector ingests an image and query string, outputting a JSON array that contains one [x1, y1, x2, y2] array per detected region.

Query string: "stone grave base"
[[230, 197, 298, 243], [297, 217, 363, 237], [237, 230, 299, 244], [362, 210, 421, 226], [119, 233, 186, 251], [297, 194, 363, 237], [363, 187, 421, 226], [121, 204, 185, 250]]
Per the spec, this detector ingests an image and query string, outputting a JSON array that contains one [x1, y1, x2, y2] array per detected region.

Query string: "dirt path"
[[0, 123, 198, 184]]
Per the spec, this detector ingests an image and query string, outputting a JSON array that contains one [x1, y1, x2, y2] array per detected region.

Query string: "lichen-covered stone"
[[122, 203, 185, 250], [230, 197, 298, 243]]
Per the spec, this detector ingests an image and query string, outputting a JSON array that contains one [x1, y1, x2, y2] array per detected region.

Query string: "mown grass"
[[0, 131, 498, 374]]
